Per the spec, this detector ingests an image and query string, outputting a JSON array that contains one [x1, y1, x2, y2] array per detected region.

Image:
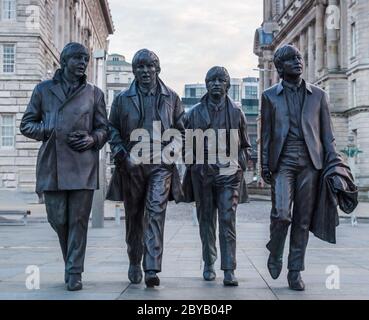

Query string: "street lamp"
[[341, 135, 363, 158], [340, 134, 362, 227], [252, 67, 276, 188], [91, 49, 107, 228]]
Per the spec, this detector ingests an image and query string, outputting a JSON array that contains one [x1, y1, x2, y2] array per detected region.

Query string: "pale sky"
[[107, 0, 263, 96]]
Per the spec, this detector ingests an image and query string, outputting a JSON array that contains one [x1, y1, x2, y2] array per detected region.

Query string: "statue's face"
[[64, 52, 90, 78], [281, 49, 303, 78], [206, 71, 229, 99], [133, 57, 158, 87]]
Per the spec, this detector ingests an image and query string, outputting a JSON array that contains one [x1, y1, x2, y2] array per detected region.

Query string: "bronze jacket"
[[181, 94, 251, 203], [107, 78, 186, 203], [20, 70, 108, 192], [261, 81, 336, 173]]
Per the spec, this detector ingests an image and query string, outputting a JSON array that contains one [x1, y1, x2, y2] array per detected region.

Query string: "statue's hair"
[[132, 49, 161, 73], [205, 66, 231, 92], [60, 42, 89, 69], [273, 44, 302, 79]]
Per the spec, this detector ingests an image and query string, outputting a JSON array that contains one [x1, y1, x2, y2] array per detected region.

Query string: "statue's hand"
[[262, 168, 272, 185], [67, 130, 95, 152]]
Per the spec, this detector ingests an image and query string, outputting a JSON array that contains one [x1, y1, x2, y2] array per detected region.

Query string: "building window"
[[0, 114, 15, 148], [196, 87, 206, 98], [245, 86, 258, 99], [2, 0, 16, 20], [190, 88, 196, 98], [1, 44, 15, 73], [229, 85, 240, 102], [114, 76, 120, 83], [352, 79, 357, 108], [351, 22, 357, 58]]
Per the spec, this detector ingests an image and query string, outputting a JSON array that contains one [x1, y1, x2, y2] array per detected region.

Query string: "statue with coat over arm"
[[260, 44, 357, 291]]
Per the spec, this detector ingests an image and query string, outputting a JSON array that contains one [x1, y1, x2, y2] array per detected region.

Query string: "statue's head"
[[60, 42, 90, 78], [132, 49, 161, 87], [205, 66, 231, 99], [273, 44, 303, 80]]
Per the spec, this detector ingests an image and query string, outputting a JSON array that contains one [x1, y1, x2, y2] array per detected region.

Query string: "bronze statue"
[[183, 66, 251, 286], [107, 49, 185, 288], [260, 44, 338, 291], [20, 42, 108, 291]]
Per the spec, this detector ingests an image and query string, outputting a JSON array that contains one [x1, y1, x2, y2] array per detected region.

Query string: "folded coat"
[[310, 153, 358, 244]]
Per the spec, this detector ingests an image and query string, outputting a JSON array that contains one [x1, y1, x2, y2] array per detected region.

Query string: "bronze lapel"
[[49, 83, 66, 104]]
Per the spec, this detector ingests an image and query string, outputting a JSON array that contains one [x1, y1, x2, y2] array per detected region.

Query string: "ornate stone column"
[[308, 23, 315, 82], [64, 0, 71, 44], [315, 0, 326, 74], [327, 0, 340, 71], [264, 61, 270, 89], [299, 31, 307, 79], [58, 0, 65, 51], [264, 0, 272, 21]]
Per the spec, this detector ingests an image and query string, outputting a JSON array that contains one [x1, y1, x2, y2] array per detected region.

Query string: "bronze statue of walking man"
[[20, 42, 108, 291], [261, 44, 337, 290], [107, 49, 185, 287], [183, 66, 251, 286]]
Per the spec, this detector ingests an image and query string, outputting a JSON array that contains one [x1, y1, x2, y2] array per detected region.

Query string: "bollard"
[[92, 150, 105, 228], [192, 203, 198, 226], [115, 204, 121, 226], [351, 214, 358, 227]]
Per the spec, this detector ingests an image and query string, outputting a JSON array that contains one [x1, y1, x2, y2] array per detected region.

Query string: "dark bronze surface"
[[108, 49, 185, 286], [261, 44, 339, 289], [183, 66, 251, 285], [20, 43, 108, 291]]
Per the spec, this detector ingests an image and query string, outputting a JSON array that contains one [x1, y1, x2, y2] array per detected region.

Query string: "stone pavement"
[[1, 209, 369, 300]]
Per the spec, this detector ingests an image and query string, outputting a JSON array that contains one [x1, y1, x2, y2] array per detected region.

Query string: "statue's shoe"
[[223, 270, 238, 286], [128, 264, 143, 284], [67, 273, 83, 291], [267, 254, 283, 280], [145, 271, 160, 288], [203, 264, 216, 281], [287, 271, 305, 291]]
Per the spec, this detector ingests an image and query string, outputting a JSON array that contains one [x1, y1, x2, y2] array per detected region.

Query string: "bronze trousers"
[[191, 164, 243, 270], [267, 141, 320, 271], [122, 164, 172, 273], [44, 190, 94, 274]]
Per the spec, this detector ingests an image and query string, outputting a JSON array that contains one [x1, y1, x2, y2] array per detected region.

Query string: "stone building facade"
[[105, 53, 133, 180], [106, 53, 133, 111], [0, 0, 113, 191], [254, 0, 369, 200]]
